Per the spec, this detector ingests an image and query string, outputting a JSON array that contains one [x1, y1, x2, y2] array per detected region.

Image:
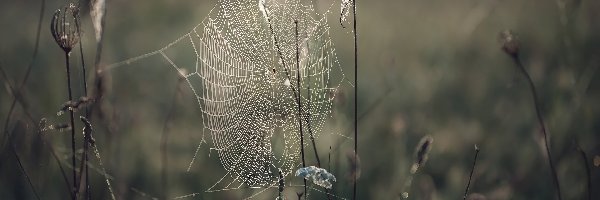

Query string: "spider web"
[[107, 0, 347, 197]]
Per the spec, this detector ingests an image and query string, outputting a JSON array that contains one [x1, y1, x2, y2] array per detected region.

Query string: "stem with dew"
[[294, 20, 308, 198]]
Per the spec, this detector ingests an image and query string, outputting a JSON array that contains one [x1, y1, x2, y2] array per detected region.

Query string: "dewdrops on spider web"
[[340, 0, 353, 27], [296, 166, 337, 189], [104, 0, 347, 197]]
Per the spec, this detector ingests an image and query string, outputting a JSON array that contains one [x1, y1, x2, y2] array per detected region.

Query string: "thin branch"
[[64, 52, 78, 200], [11, 144, 41, 200], [262, 3, 322, 169], [463, 145, 480, 200], [1, 0, 44, 150], [575, 143, 591, 200], [75, 5, 91, 198], [294, 20, 308, 198], [352, 0, 358, 199], [511, 55, 562, 200], [160, 77, 184, 200], [39, 130, 73, 200]]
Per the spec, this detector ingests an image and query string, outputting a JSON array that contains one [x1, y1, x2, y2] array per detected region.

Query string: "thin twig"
[[262, 6, 323, 198], [511, 55, 562, 200], [463, 145, 480, 200], [75, 6, 91, 199], [40, 131, 74, 200], [1, 0, 44, 150], [160, 77, 184, 200], [294, 20, 308, 198], [352, 0, 358, 199], [575, 143, 591, 200], [262, 4, 322, 170], [50, 147, 75, 200], [64, 51, 78, 199], [11, 144, 41, 200]]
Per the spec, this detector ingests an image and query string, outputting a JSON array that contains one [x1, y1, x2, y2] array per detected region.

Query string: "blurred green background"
[[1, 0, 599, 199]]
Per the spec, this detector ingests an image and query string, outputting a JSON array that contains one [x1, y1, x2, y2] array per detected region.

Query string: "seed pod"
[[50, 3, 80, 53], [413, 135, 433, 173], [499, 30, 519, 57]]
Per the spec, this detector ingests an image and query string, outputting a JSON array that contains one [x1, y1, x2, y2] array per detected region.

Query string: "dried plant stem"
[[44, 135, 74, 200], [160, 78, 184, 200], [294, 20, 308, 198], [263, 8, 322, 168], [463, 145, 480, 200], [1, 0, 45, 149], [576, 144, 591, 200], [74, 11, 92, 200], [264, 7, 324, 197], [511, 56, 561, 200], [352, 0, 358, 199], [64, 52, 78, 199], [11, 144, 41, 200]]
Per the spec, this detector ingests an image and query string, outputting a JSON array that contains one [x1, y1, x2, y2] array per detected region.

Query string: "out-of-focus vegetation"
[[1, 0, 599, 199]]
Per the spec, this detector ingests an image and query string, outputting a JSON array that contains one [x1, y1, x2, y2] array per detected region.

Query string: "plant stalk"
[[463, 145, 480, 200], [294, 20, 308, 198], [64, 52, 78, 200], [353, 0, 358, 199], [512, 56, 561, 200]]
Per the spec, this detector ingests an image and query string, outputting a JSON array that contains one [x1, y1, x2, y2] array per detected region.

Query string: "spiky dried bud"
[[51, 3, 80, 53], [412, 135, 433, 173], [499, 30, 519, 57]]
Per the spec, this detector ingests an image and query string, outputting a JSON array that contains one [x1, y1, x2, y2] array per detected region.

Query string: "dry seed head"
[[51, 3, 80, 53], [414, 135, 433, 171], [499, 30, 519, 57]]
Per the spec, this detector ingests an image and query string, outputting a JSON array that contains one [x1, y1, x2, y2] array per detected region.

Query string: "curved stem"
[[512, 56, 561, 200], [575, 144, 591, 200]]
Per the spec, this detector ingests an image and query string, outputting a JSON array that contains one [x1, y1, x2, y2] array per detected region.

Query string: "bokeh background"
[[1, 0, 599, 199]]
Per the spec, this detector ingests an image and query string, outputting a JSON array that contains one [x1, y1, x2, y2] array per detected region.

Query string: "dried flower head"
[[411, 135, 433, 173], [51, 3, 80, 53], [499, 30, 519, 57]]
